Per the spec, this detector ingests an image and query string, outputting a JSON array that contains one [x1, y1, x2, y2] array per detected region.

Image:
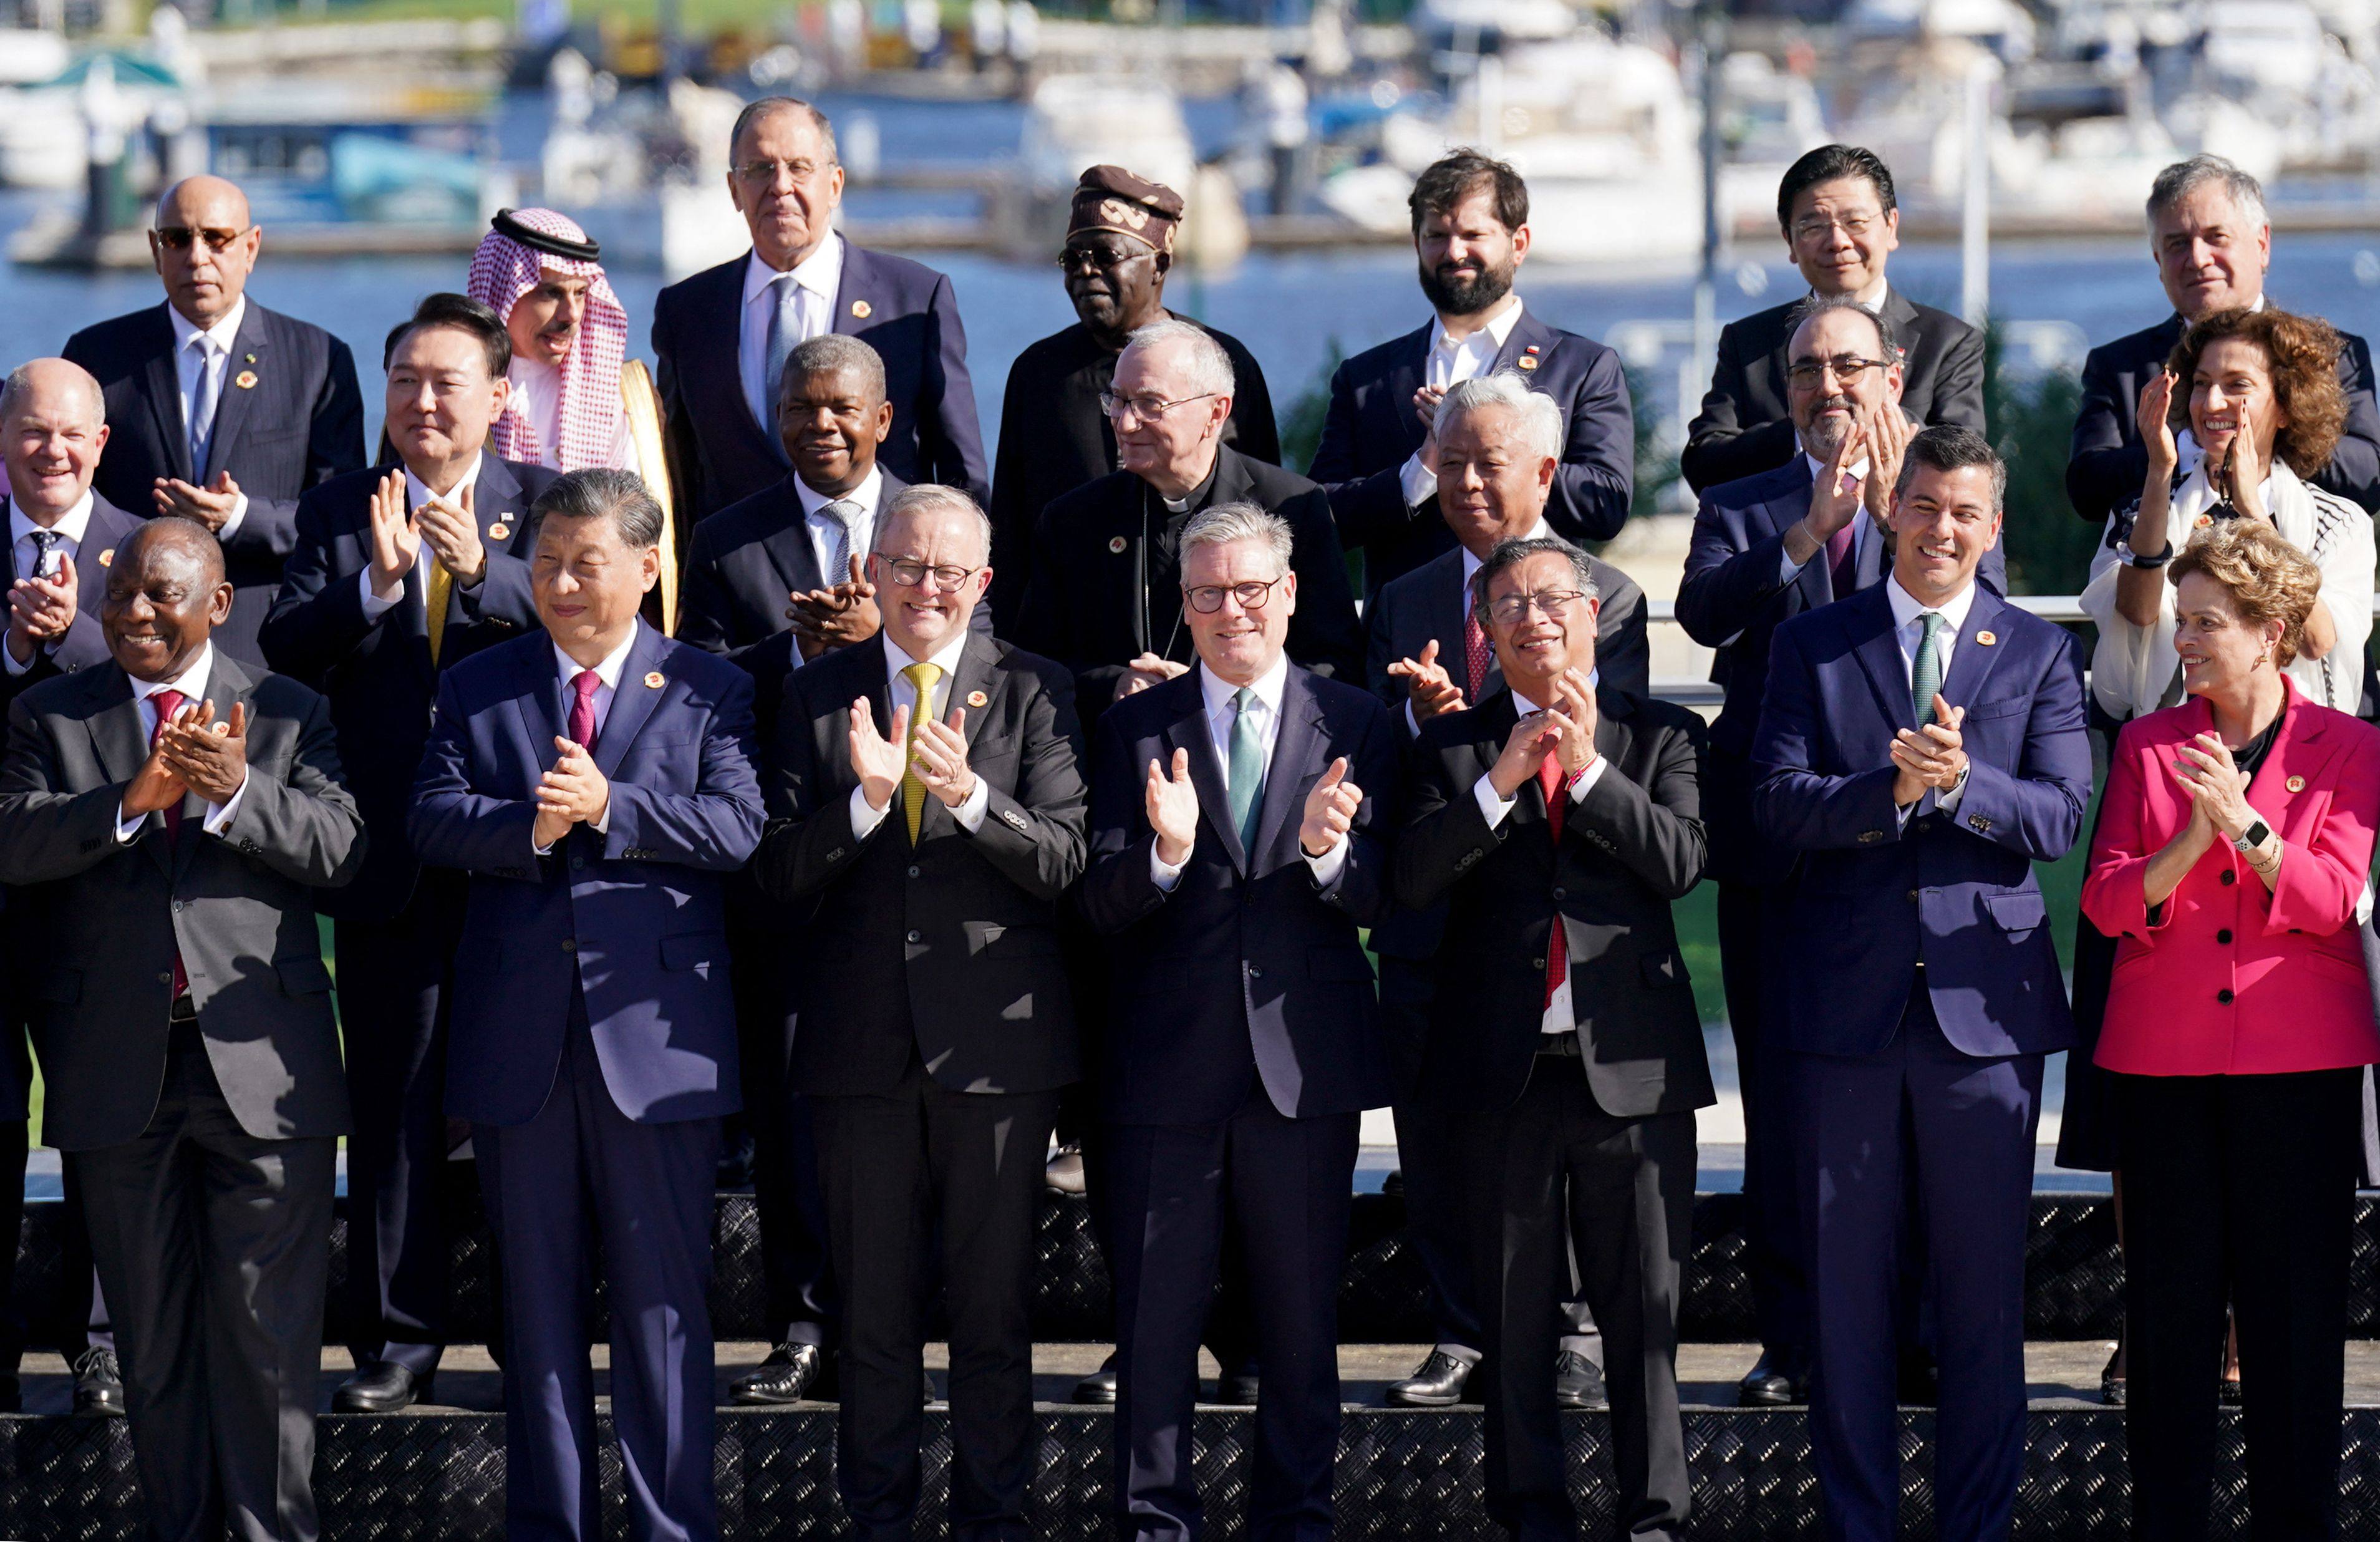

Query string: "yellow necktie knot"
[[901, 661, 942, 842]]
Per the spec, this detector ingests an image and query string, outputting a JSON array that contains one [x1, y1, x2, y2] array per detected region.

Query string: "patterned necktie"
[[821, 499, 864, 585], [186, 334, 220, 477], [1462, 608, 1491, 703], [26, 528, 61, 581], [1911, 611, 1945, 727], [568, 668, 601, 752], [150, 687, 190, 997], [901, 661, 941, 843], [1227, 687, 1265, 855], [763, 274, 803, 435], [1537, 752, 1568, 1011]]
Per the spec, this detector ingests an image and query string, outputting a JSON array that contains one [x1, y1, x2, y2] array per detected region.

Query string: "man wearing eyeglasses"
[[1682, 145, 1984, 497], [985, 165, 1278, 631], [652, 95, 987, 523], [62, 175, 367, 664], [758, 485, 1086, 1542]]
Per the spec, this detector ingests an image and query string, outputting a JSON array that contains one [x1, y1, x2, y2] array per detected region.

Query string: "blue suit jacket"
[[651, 243, 988, 522], [0, 493, 147, 716], [1751, 581, 2090, 1059], [1306, 309, 1633, 596], [63, 300, 367, 662], [408, 625, 764, 1126], [1080, 664, 1397, 1125]]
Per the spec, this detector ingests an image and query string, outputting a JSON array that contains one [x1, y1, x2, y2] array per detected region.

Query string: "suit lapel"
[[1937, 586, 2010, 710], [515, 636, 567, 778], [174, 655, 256, 878], [591, 624, 670, 779], [1845, 586, 1917, 732], [1488, 311, 1550, 377], [200, 308, 271, 483], [1388, 322, 1431, 452], [762, 486, 826, 596], [143, 307, 192, 483], [1161, 674, 1244, 873], [82, 670, 173, 878], [829, 243, 872, 342], [1252, 667, 1323, 870]]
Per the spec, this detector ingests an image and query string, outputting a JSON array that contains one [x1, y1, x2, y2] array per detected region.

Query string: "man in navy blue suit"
[[411, 468, 763, 1542], [1081, 501, 1398, 1540], [1677, 295, 2006, 1408], [1752, 427, 2090, 1542], [652, 97, 987, 523], [63, 175, 367, 662], [1307, 149, 1632, 598]]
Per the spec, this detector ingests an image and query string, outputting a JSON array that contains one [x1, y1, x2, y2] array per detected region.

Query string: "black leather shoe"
[[332, 1361, 427, 1414], [730, 1344, 830, 1406], [1738, 1352, 1806, 1408], [1385, 1349, 1474, 1408], [0, 1373, 20, 1413], [2218, 1374, 2243, 1407], [72, 1347, 126, 1418], [1897, 1355, 1939, 1407], [715, 1129, 757, 1190], [1553, 1350, 1607, 1410], [1071, 1354, 1118, 1405], [2099, 1343, 2126, 1407], [1212, 1365, 1260, 1405]]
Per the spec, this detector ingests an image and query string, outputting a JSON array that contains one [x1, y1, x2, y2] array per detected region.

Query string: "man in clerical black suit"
[[62, 175, 367, 662], [2066, 153, 2380, 523], [259, 292, 554, 1413], [652, 97, 985, 522], [758, 485, 1085, 1539], [1681, 145, 1985, 497], [987, 163, 1277, 629], [1676, 294, 2006, 1409], [1307, 149, 1632, 598], [0, 517, 364, 1542], [1396, 535, 1711, 1542], [1082, 501, 1398, 1540], [1013, 318, 1361, 730]]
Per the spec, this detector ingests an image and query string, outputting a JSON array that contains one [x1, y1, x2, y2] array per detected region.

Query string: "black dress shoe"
[[730, 1344, 830, 1406], [1897, 1356, 1939, 1407], [1212, 1364, 1260, 1405], [1553, 1351, 1607, 1410], [2099, 1343, 2126, 1407], [2218, 1374, 2243, 1407], [1071, 1354, 1118, 1405], [72, 1347, 126, 1418], [1738, 1352, 1806, 1408], [332, 1361, 428, 1414], [0, 1373, 20, 1414], [715, 1130, 757, 1190], [1385, 1349, 1474, 1408]]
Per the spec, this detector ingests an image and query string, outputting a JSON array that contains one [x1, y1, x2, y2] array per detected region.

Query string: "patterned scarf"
[[465, 208, 629, 472]]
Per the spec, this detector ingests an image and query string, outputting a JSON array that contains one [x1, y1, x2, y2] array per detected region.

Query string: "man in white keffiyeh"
[[465, 208, 642, 477]]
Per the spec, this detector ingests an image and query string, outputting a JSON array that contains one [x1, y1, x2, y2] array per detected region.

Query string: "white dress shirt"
[[1884, 573, 1975, 820], [1776, 450, 1878, 587], [849, 628, 991, 838], [114, 641, 249, 840], [1467, 671, 1606, 1032], [793, 463, 885, 587], [1150, 654, 1350, 891], [1400, 294, 1527, 508], [168, 298, 251, 540], [531, 622, 642, 853], [4, 492, 95, 676], [505, 357, 642, 478], [740, 233, 845, 434], [359, 455, 488, 621]]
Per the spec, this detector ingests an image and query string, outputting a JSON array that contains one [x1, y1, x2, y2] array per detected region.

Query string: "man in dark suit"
[[0, 516, 364, 1542], [259, 291, 555, 1413], [2067, 153, 2380, 523], [1013, 318, 1362, 729], [652, 96, 986, 522], [1309, 149, 1632, 598], [62, 175, 367, 662], [1082, 500, 1398, 1540], [1365, 371, 1647, 1410], [1752, 427, 2091, 1542], [987, 163, 1277, 629], [758, 485, 1085, 1539], [1677, 295, 2007, 1407], [1682, 145, 1985, 497], [1395, 535, 1711, 1542], [411, 469, 763, 1542]]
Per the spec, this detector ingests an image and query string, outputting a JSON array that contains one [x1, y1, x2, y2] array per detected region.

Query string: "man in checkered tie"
[[1395, 534, 1713, 1542]]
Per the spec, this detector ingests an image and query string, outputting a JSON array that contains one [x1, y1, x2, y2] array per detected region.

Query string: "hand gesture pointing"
[[1146, 747, 1199, 866]]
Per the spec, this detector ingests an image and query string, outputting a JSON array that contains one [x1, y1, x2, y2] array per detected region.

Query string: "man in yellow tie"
[[257, 291, 557, 1413], [757, 483, 1088, 1539]]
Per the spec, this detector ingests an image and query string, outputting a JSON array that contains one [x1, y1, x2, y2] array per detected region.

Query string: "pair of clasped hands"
[[122, 699, 249, 819], [793, 554, 881, 661], [6, 550, 77, 666], [848, 697, 978, 812]]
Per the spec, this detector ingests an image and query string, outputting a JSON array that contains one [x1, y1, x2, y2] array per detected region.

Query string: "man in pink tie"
[[1395, 535, 1712, 1541]]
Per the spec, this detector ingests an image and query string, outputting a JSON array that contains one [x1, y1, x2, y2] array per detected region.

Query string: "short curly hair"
[[2166, 306, 2346, 479], [2167, 518, 2324, 667]]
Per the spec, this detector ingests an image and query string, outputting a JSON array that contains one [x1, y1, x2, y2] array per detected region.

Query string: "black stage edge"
[[6, 1405, 2380, 1540]]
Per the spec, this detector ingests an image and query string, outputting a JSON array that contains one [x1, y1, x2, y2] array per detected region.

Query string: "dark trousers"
[[1458, 1054, 1695, 1542], [808, 1058, 1057, 1542], [2114, 1067, 2363, 1541], [73, 1028, 336, 1542], [1790, 991, 2041, 1542], [1105, 1091, 1358, 1542], [1714, 883, 1806, 1362], [731, 911, 834, 1348], [336, 881, 465, 1377], [477, 1002, 720, 1542]]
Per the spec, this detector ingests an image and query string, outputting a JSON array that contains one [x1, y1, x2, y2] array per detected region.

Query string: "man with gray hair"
[[2068, 152, 2380, 524], [1082, 498, 1399, 1540]]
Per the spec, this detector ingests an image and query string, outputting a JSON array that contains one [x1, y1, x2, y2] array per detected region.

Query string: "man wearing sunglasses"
[[985, 164, 1278, 630], [62, 175, 366, 664]]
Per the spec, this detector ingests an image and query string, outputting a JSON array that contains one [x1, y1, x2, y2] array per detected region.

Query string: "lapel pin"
[[1975, 630, 1997, 646], [1516, 356, 1538, 371], [243, 352, 256, 364], [2195, 513, 2213, 528], [97, 548, 113, 567], [966, 689, 988, 708], [644, 671, 666, 689], [1108, 535, 1128, 554], [2288, 774, 2307, 792], [233, 369, 258, 390], [851, 299, 872, 319], [486, 521, 510, 541]]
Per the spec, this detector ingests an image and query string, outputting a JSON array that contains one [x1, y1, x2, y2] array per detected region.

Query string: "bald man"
[[63, 175, 366, 664]]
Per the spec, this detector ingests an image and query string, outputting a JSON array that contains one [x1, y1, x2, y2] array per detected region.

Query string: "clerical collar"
[[1153, 457, 1219, 516]]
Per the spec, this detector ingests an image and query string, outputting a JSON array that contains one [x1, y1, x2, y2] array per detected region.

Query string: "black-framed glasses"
[[1486, 589, 1587, 626], [154, 225, 250, 252], [1786, 355, 1891, 391], [1183, 575, 1284, 614], [1056, 244, 1149, 274], [881, 556, 981, 592], [1099, 389, 1216, 422]]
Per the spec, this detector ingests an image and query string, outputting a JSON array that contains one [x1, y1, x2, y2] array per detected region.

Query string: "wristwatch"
[[2114, 538, 2172, 569], [2232, 818, 2271, 853]]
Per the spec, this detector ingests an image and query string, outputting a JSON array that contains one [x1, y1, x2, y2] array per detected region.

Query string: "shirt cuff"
[[1567, 755, 1608, 802], [2, 637, 37, 677], [1937, 764, 1971, 815], [1473, 770, 1517, 830], [114, 800, 148, 843], [593, 797, 612, 835], [1779, 546, 1809, 583], [360, 567, 401, 621], [200, 770, 249, 835], [952, 776, 990, 834], [849, 782, 891, 840], [1404, 697, 1421, 737], [1399, 450, 1437, 509], [1151, 834, 1187, 892], [1302, 832, 1350, 888], [216, 493, 250, 543]]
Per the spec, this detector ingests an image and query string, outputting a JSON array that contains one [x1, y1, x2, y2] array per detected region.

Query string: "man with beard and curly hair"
[[1307, 149, 1634, 600]]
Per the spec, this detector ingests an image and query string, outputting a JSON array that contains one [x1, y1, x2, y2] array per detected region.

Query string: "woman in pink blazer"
[[2081, 520, 2380, 1538]]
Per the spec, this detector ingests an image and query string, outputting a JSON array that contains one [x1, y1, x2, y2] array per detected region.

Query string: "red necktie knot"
[[149, 688, 185, 747]]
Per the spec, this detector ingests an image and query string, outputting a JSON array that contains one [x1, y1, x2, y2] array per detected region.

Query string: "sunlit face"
[[2, 368, 109, 521], [778, 361, 892, 495], [1181, 535, 1295, 686], [1786, 306, 1904, 462], [505, 271, 592, 369], [1110, 337, 1229, 486], [1435, 404, 1554, 559], [2154, 183, 2270, 321], [1483, 551, 1598, 691], [1061, 230, 1163, 336], [868, 505, 990, 656], [1786, 175, 1899, 299], [530, 511, 659, 657], [1887, 462, 2001, 604], [1415, 185, 1527, 315], [2174, 568, 2283, 697], [149, 177, 259, 330], [385, 324, 508, 473], [728, 105, 844, 271], [102, 528, 233, 685], [2188, 336, 2287, 472]]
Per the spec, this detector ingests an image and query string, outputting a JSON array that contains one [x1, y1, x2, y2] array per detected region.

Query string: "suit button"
[[2220, 870, 2237, 886], [561, 939, 577, 954], [908, 865, 921, 878], [157, 971, 172, 986], [785, 607, 799, 620], [2217, 929, 2233, 944], [1907, 889, 1919, 903], [570, 855, 584, 870], [1550, 886, 1566, 901], [906, 930, 921, 944], [1531, 957, 1546, 970], [1247, 965, 1263, 979], [2217, 988, 2235, 1004]]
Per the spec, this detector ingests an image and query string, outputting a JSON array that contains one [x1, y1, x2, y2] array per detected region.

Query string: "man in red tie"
[[1395, 535, 1712, 1542]]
